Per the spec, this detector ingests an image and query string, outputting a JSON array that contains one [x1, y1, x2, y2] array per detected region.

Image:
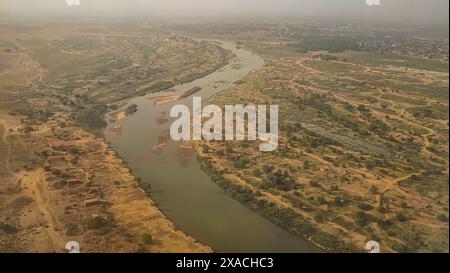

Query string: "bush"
[[0, 223, 18, 234], [303, 160, 311, 169], [253, 169, 262, 176], [141, 233, 153, 245], [77, 106, 108, 136], [69, 147, 80, 155], [357, 203, 374, 211], [314, 213, 326, 223], [397, 214, 409, 222], [202, 146, 210, 153], [437, 214, 449, 222], [65, 223, 80, 236], [333, 194, 350, 207], [263, 165, 274, 173], [317, 196, 327, 205], [82, 215, 112, 230], [353, 211, 375, 227], [266, 169, 296, 191], [370, 185, 379, 195], [234, 157, 250, 168]]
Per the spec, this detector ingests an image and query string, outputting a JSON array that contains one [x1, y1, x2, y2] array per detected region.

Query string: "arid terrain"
[[0, 20, 448, 253], [0, 23, 231, 252], [183, 22, 449, 252]]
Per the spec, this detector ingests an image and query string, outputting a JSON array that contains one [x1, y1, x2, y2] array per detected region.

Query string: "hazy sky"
[[0, 0, 448, 25]]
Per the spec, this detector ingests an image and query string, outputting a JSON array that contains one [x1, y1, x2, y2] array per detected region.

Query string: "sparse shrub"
[[11, 196, 33, 210], [357, 203, 374, 211], [202, 146, 210, 153], [263, 165, 274, 173], [314, 213, 326, 223], [141, 233, 153, 245], [353, 211, 375, 227], [309, 180, 320, 187], [0, 223, 18, 234], [369, 185, 379, 195], [317, 196, 327, 205], [82, 215, 112, 230], [437, 214, 449, 222], [253, 169, 262, 176], [69, 147, 80, 155], [303, 160, 310, 170], [266, 169, 296, 191], [65, 223, 80, 236], [397, 214, 409, 222], [333, 194, 350, 207]]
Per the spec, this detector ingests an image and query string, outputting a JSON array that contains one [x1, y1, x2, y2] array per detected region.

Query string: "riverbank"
[[0, 110, 213, 252], [194, 143, 360, 253], [0, 25, 242, 252], [104, 40, 325, 253], [95, 44, 238, 252]]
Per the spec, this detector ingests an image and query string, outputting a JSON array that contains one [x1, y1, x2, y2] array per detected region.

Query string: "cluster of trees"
[[81, 215, 113, 231], [197, 154, 360, 252], [76, 105, 108, 136], [145, 81, 175, 93], [124, 104, 138, 115], [9, 105, 55, 123], [290, 35, 359, 53], [353, 211, 377, 227], [260, 166, 297, 191], [179, 86, 202, 99], [300, 94, 333, 114], [0, 222, 18, 234], [227, 154, 251, 169]]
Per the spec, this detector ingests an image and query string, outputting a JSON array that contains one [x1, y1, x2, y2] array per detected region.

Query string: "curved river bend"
[[105, 41, 320, 253]]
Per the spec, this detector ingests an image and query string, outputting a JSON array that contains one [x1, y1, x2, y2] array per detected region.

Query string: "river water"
[[105, 41, 320, 253]]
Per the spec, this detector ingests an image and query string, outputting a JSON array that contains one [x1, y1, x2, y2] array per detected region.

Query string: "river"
[[105, 40, 321, 253]]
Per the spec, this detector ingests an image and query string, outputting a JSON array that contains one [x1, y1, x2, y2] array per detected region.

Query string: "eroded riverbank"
[[105, 40, 321, 253]]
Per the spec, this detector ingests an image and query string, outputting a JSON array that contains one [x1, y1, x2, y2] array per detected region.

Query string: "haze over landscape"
[[0, 0, 448, 254], [0, 0, 448, 25]]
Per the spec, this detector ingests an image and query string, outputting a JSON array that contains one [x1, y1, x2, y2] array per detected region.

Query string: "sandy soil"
[[0, 112, 211, 253], [150, 94, 180, 106]]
